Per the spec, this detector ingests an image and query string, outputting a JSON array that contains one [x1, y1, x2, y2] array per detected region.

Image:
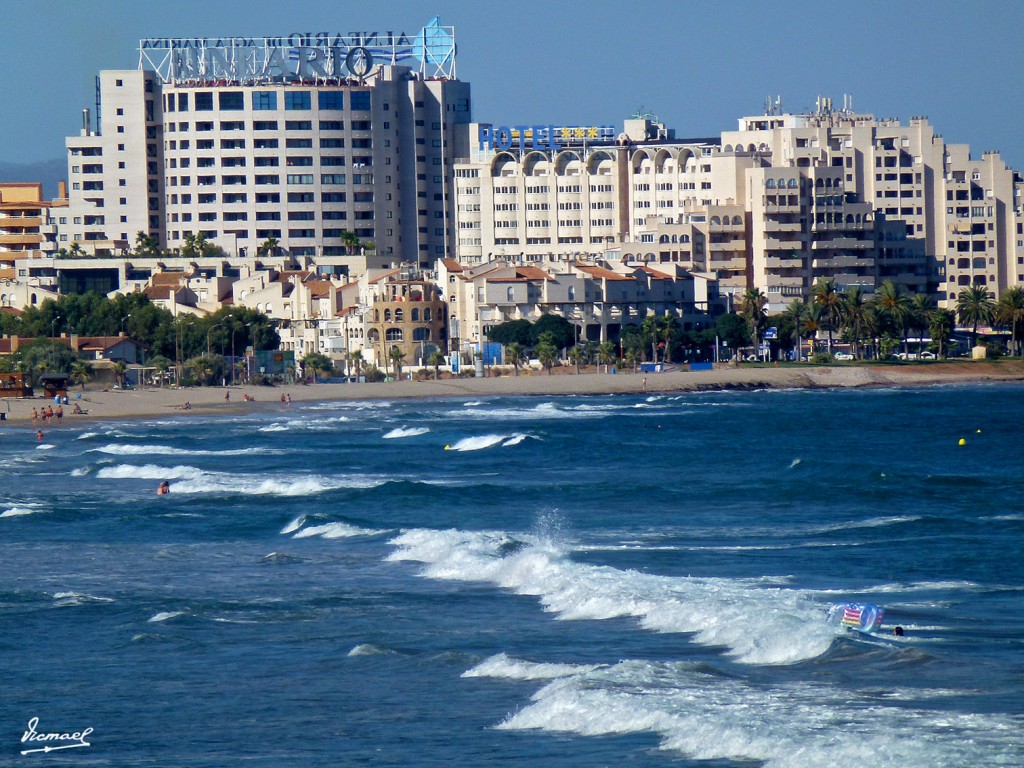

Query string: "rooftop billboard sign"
[[139, 17, 456, 84]]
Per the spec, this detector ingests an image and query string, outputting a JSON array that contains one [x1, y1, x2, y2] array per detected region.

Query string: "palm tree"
[[801, 303, 823, 358], [535, 332, 558, 374], [568, 345, 586, 374], [995, 286, 1024, 356], [910, 294, 936, 356], [388, 347, 406, 379], [504, 341, 525, 376], [596, 341, 616, 373], [737, 288, 767, 360], [842, 287, 874, 360], [811, 278, 842, 355], [340, 230, 360, 255], [67, 242, 85, 259], [874, 280, 913, 355], [956, 285, 996, 348], [113, 361, 127, 389], [428, 349, 446, 379], [929, 308, 956, 359], [300, 352, 332, 383], [784, 299, 806, 362], [70, 360, 93, 392], [258, 237, 279, 257]]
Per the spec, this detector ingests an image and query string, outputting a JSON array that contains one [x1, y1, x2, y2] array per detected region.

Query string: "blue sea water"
[[2, 383, 1023, 766]]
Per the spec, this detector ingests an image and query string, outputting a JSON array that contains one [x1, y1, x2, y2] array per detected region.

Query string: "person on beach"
[[32, 408, 38, 425], [642, 377, 647, 393], [56, 405, 63, 421], [73, 403, 84, 415], [225, 391, 230, 402], [47, 405, 54, 419], [157, 481, 170, 495], [280, 393, 286, 405]]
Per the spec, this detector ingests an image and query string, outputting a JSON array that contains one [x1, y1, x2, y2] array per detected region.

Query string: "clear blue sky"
[[4, 0, 1022, 172]]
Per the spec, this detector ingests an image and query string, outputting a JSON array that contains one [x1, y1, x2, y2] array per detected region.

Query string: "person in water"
[[157, 481, 170, 495], [893, 626, 904, 637]]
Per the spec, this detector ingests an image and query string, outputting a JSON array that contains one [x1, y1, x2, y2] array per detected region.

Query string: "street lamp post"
[[50, 315, 60, 340], [207, 323, 224, 358], [120, 313, 131, 337]]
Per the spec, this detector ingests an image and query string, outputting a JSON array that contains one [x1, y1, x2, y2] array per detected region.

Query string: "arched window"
[[765, 179, 776, 189], [386, 328, 403, 342], [394, 308, 404, 322], [777, 178, 787, 188], [507, 286, 515, 302], [659, 234, 670, 244], [411, 308, 420, 322], [710, 216, 721, 225], [567, 286, 576, 301], [367, 328, 380, 343], [413, 327, 430, 341], [373, 309, 379, 322], [383, 308, 391, 322], [732, 216, 742, 225], [788, 178, 798, 189], [424, 308, 431, 322]]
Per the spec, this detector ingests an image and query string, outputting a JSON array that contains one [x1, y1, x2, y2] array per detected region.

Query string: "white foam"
[[1, 506, 41, 518], [91, 443, 269, 456], [280, 515, 306, 534], [445, 434, 507, 452], [52, 591, 114, 606], [444, 402, 592, 422], [463, 653, 601, 681], [76, 432, 100, 440], [258, 415, 351, 432], [386, 528, 834, 665], [489, 659, 1022, 767], [292, 522, 388, 539], [383, 426, 431, 439], [148, 611, 185, 623], [347, 643, 395, 657], [96, 463, 386, 496], [36, 444, 56, 450]]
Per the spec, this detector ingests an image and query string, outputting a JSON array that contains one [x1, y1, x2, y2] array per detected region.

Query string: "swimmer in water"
[[157, 481, 170, 495]]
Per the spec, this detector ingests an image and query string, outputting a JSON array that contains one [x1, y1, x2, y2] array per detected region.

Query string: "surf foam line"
[[386, 528, 835, 665], [95, 463, 387, 496], [444, 433, 535, 451], [478, 656, 1023, 768], [91, 443, 270, 457]]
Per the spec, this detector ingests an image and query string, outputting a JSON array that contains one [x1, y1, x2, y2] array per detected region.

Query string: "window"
[[320, 120, 343, 131], [285, 91, 311, 110], [321, 156, 345, 166], [253, 91, 277, 110], [285, 120, 312, 130], [253, 120, 278, 131], [177, 93, 189, 111], [318, 92, 343, 110], [289, 229, 316, 238], [322, 193, 346, 203], [320, 138, 344, 148], [288, 211, 315, 221], [254, 138, 279, 149], [219, 91, 244, 110], [287, 174, 314, 184], [255, 193, 280, 204], [287, 192, 315, 203], [287, 156, 313, 167], [286, 138, 313, 148], [321, 174, 346, 185], [194, 92, 213, 111], [351, 91, 371, 110]]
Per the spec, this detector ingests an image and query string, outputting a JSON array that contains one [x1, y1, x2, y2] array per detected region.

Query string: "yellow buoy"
[[976, 429, 982, 434], [958, 438, 966, 446], [444, 445, 450, 451]]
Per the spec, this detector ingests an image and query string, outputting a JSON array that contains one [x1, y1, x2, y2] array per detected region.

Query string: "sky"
[[3, 0, 1023, 172]]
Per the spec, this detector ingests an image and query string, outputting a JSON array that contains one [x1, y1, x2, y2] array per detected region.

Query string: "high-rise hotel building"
[[63, 20, 471, 269]]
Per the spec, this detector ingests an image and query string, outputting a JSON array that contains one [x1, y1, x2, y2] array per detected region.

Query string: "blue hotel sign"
[[478, 124, 617, 152]]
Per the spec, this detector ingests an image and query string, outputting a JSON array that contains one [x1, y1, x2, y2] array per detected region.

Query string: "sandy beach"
[[4, 360, 1024, 427]]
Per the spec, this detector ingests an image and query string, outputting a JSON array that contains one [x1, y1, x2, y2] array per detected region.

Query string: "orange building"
[[0, 182, 66, 268]]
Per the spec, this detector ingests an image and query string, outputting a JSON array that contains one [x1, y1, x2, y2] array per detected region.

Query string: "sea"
[[2, 382, 1023, 767]]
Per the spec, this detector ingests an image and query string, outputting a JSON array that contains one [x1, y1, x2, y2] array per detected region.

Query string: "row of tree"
[[57, 231, 371, 260], [0, 292, 281, 384], [738, 280, 1024, 360]]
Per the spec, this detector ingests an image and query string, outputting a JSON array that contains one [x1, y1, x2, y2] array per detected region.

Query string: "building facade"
[[62, 21, 471, 270]]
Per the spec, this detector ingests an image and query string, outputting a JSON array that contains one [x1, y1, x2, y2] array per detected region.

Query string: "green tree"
[[715, 313, 750, 359], [567, 345, 586, 374], [301, 352, 333, 382], [910, 294, 936, 356], [12, 339, 78, 380], [596, 341, 616, 372], [135, 231, 161, 257], [530, 314, 575, 351], [534, 332, 559, 374], [503, 341, 526, 376], [388, 347, 406, 379], [874, 280, 913, 355], [113, 361, 128, 389], [340, 230, 360, 255], [956, 285, 996, 347], [783, 299, 806, 362], [929, 308, 956, 359], [70, 360, 94, 392], [842, 287, 875, 360], [258, 236, 279, 257], [811, 278, 842, 354], [737, 288, 768, 360], [487, 319, 533, 347], [428, 349, 446, 379], [995, 286, 1024, 355]]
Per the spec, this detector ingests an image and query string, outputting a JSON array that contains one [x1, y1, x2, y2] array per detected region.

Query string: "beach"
[[4, 360, 1024, 426]]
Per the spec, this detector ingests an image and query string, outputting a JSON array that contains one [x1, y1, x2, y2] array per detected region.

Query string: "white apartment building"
[[63, 21, 472, 271]]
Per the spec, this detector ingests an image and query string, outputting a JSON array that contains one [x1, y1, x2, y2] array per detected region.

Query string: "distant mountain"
[[0, 159, 66, 199]]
